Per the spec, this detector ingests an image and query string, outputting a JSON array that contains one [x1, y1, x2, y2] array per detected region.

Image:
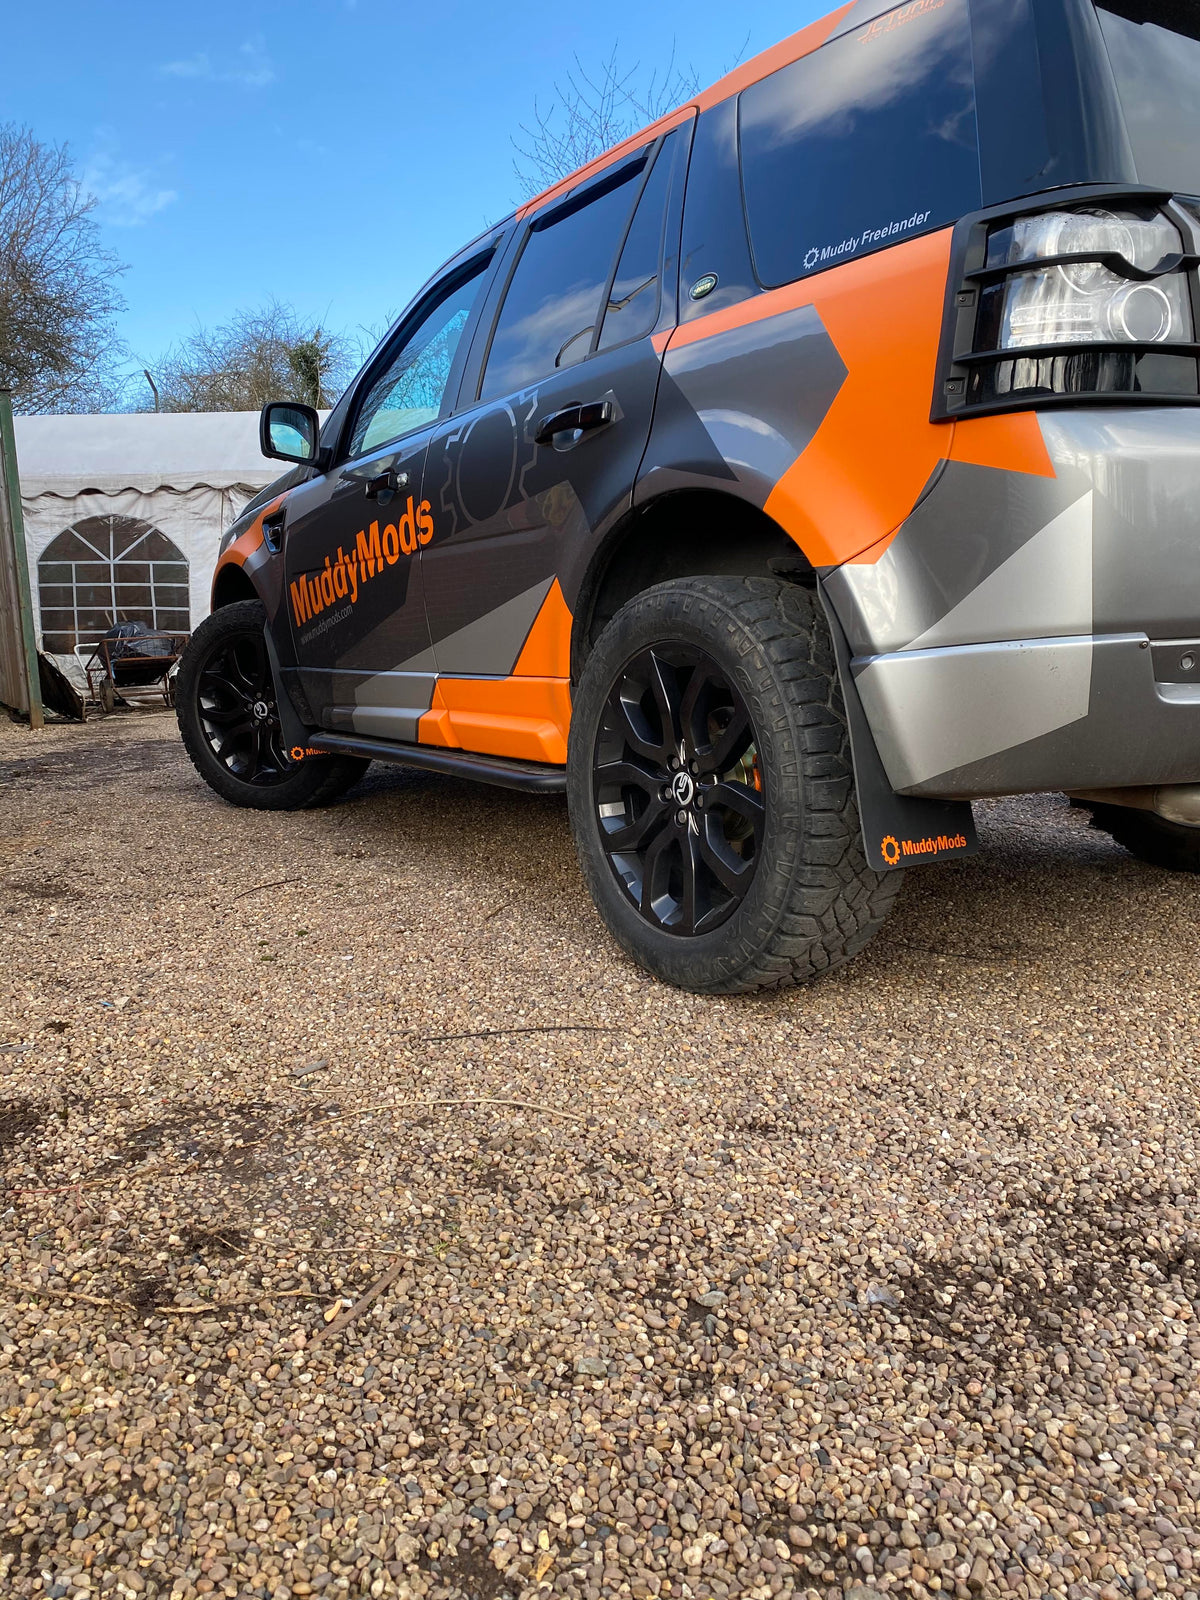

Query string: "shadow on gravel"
[[895, 1180, 1199, 1381], [0, 735, 182, 791], [0, 1097, 47, 1154]]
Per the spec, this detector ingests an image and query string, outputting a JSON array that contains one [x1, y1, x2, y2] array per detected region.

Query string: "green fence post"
[[0, 389, 43, 730]]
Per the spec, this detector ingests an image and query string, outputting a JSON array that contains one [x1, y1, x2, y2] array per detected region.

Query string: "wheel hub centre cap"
[[671, 770, 696, 807]]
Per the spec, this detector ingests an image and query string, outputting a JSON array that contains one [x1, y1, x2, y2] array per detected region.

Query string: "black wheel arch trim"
[[569, 488, 812, 681]]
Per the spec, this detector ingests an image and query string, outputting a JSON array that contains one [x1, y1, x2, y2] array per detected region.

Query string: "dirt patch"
[[2, 878, 78, 903], [0, 1098, 48, 1155], [126, 1273, 169, 1314], [425, 1544, 520, 1600], [180, 1224, 249, 1259]]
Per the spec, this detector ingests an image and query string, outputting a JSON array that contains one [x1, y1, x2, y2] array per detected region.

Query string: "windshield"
[[1095, 0, 1200, 195]]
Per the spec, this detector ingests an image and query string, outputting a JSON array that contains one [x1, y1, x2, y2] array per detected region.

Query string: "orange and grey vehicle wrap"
[[648, 215, 1200, 800], [215, 0, 1200, 819], [212, 489, 294, 620]]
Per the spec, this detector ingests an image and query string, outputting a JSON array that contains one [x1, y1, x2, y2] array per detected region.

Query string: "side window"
[[679, 99, 759, 322], [739, 0, 982, 288], [479, 157, 647, 403], [598, 131, 678, 351], [348, 255, 491, 458]]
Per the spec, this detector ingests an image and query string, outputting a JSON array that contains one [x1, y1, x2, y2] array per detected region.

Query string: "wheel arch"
[[571, 489, 811, 679], [210, 562, 260, 612]]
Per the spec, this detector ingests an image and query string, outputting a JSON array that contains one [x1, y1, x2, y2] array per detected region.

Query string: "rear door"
[[418, 126, 690, 764], [281, 249, 495, 738]]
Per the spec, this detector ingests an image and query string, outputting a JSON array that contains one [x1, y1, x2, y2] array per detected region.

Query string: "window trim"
[[473, 149, 653, 406], [593, 134, 675, 358], [338, 246, 497, 465]]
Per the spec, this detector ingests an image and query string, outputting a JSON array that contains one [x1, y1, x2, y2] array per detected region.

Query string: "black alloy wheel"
[[177, 599, 370, 812], [593, 644, 764, 936], [568, 577, 903, 993], [196, 628, 292, 787]]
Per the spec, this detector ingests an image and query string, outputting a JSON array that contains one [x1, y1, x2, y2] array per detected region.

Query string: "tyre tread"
[[568, 576, 902, 993]]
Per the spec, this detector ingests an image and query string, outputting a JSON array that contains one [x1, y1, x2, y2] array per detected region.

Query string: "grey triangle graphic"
[[906, 492, 1093, 652], [428, 579, 555, 677], [393, 644, 439, 674]]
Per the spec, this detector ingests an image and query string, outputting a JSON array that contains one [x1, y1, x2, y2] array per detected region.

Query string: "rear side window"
[[739, 0, 982, 288], [480, 157, 647, 402], [598, 131, 677, 351]]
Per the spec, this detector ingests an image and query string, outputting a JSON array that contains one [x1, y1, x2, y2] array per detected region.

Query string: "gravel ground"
[[2, 708, 1199, 1600]]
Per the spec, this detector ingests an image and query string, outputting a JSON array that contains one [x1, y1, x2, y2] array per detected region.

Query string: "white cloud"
[[82, 151, 177, 227], [161, 36, 276, 88]]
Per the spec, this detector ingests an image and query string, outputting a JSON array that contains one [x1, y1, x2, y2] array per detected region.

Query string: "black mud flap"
[[262, 623, 316, 763], [820, 586, 979, 873]]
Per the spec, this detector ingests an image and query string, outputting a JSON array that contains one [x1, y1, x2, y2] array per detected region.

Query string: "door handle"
[[533, 399, 615, 447], [365, 468, 410, 500]]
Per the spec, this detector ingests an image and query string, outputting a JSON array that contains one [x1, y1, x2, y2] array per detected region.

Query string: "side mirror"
[[260, 401, 322, 465]]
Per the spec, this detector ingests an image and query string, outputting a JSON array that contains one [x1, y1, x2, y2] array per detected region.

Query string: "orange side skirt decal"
[[419, 678, 573, 766]]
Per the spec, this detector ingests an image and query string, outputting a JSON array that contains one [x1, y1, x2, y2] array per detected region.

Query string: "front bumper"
[[825, 407, 1200, 799]]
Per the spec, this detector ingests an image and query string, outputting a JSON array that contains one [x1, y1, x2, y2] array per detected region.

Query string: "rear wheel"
[[1088, 802, 1200, 873], [177, 599, 368, 810], [567, 576, 902, 993]]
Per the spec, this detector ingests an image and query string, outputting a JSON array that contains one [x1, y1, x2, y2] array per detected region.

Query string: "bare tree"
[[0, 123, 127, 413], [513, 45, 702, 198], [147, 301, 354, 413]]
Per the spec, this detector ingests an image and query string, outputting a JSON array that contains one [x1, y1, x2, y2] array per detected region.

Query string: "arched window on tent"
[[37, 515, 190, 654]]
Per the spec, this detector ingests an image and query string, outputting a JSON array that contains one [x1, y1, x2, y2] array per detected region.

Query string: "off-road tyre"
[[1089, 802, 1200, 873], [567, 575, 902, 993], [177, 599, 369, 811]]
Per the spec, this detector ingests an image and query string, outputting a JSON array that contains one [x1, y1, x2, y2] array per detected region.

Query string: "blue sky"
[[6, 1, 827, 400]]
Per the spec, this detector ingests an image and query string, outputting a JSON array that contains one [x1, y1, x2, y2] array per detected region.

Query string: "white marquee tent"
[[12, 411, 290, 677]]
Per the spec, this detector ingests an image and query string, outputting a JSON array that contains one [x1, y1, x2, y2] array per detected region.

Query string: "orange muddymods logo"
[[289, 746, 326, 763], [289, 495, 434, 630], [883, 831, 969, 864]]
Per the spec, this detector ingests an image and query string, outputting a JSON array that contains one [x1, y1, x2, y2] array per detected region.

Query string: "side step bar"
[[310, 732, 567, 794]]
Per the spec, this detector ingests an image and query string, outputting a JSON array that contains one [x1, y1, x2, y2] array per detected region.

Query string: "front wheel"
[[567, 576, 902, 994], [176, 599, 369, 811]]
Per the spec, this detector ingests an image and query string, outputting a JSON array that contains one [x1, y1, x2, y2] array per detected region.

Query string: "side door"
[[418, 123, 692, 765], [281, 247, 496, 739]]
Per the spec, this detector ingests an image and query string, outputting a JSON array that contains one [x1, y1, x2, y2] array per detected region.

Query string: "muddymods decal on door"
[[289, 495, 435, 635]]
